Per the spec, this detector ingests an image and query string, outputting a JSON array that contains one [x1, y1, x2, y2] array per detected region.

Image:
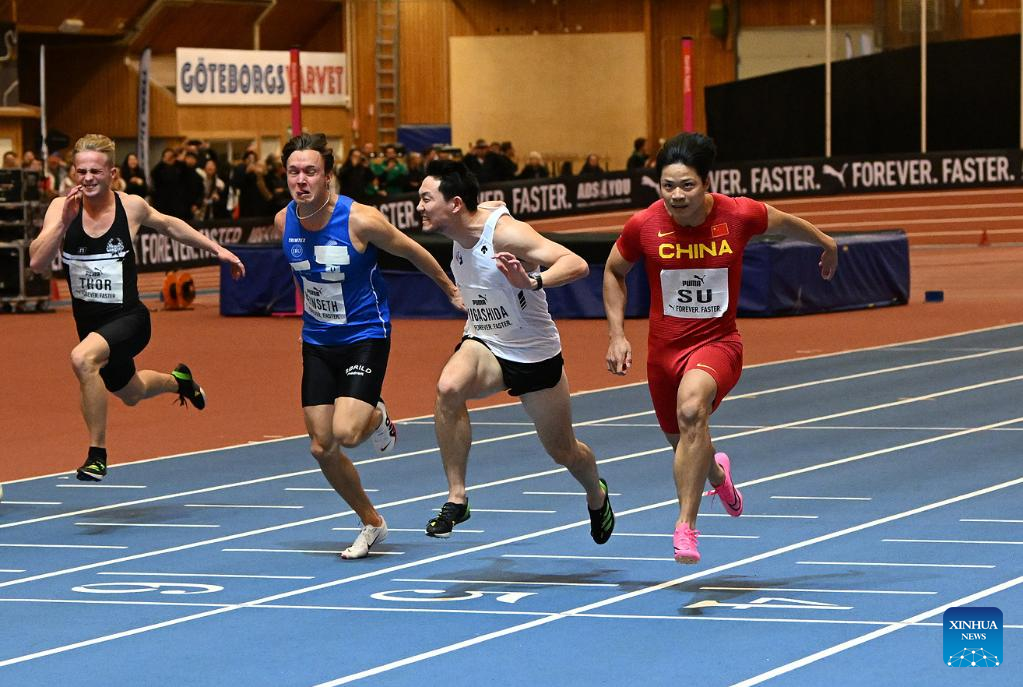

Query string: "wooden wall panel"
[[447, 0, 643, 36], [399, 0, 449, 125], [963, 8, 1021, 39], [46, 47, 138, 139], [648, 0, 735, 140], [350, 0, 379, 147], [740, 0, 873, 26], [176, 105, 352, 142]]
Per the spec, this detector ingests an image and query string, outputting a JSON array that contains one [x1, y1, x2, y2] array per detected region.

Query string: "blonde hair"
[[73, 134, 116, 165]]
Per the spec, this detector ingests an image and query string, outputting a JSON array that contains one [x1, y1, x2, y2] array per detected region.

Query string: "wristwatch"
[[532, 273, 543, 290]]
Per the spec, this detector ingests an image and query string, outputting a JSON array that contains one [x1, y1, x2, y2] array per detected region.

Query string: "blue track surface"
[[2, 324, 1021, 686]]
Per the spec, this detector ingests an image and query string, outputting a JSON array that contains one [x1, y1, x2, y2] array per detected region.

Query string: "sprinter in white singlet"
[[416, 160, 614, 544]]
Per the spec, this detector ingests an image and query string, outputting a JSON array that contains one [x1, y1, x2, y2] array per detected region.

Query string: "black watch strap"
[[532, 273, 543, 290]]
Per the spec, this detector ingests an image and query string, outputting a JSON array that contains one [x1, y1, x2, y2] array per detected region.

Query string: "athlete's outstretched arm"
[[29, 187, 81, 274], [126, 194, 245, 279], [603, 245, 635, 375], [492, 219, 589, 290], [766, 204, 838, 280], [354, 204, 463, 311]]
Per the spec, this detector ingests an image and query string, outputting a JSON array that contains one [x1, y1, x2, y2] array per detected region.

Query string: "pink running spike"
[[710, 452, 743, 517], [673, 522, 700, 564]]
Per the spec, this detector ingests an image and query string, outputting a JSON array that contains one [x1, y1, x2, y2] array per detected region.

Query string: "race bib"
[[659, 268, 729, 319], [302, 277, 347, 324], [66, 258, 124, 304], [462, 286, 524, 334]]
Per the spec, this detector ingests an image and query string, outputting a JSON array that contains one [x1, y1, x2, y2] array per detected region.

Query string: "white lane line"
[[726, 345, 1023, 403], [8, 596, 1023, 630], [74, 522, 220, 528], [6, 471, 1022, 673], [310, 474, 1023, 686], [97, 571, 315, 580], [0, 543, 128, 550], [6, 321, 1020, 494], [961, 518, 1023, 523], [286, 488, 379, 492], [698, 586, 936, 595], [55, 484, 147, 489], [441, 508, 556, 514], [0, 569, 27, 573], [698, 514, 818, 519], [222, 548, 403, 556], [883, 538, 1023, 545], [771, 496, 872, 501], [718, 424, 1023, 432], [2, 411, 1018, 595], [391, 578, 620, 588], [732, 575, 1023, 686], [522, 491, 623, 497], [6, 342, 1021, 532], [331, 527, 486, 534], [184, 504, 303, 510], [1, 501, 63, 506], [503, 554, 675, 562], [614, 533, 759, 539], [797, 561, 995, 569]]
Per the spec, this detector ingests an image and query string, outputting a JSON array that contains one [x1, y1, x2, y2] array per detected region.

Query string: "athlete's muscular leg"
[[331, 397, 380, 449], [113, 371, 179, 406], [304, 404, 383, 526], [69, 333, 111, 447], [671, 369, 724, 527], [520, 373, 605, 509], [434, 340, 505, 504]]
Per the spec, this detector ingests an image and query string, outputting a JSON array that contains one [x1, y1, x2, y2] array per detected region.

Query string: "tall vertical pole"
[[289, 48, 302, 137], [137, 47, 151, 174], [681, 37, 694, 132], [920, 0, 927, 153], [1020, 0, 1022, 149], [39, 45, 48, 163], [825, 0, 832, 158]]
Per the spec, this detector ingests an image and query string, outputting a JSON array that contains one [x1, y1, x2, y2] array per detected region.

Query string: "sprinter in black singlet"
[[29, 134, 245, 482]]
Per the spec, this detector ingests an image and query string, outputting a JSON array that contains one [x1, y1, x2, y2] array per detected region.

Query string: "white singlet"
[[450, 206, 561, 363]]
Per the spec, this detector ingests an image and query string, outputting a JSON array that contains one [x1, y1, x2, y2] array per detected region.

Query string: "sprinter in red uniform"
[[603, 132, 838, 564]]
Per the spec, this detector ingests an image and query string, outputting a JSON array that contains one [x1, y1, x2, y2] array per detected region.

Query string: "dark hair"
[[633, 137, 646, 151], [425, 159, 479, 211], [655, 132, 717, 181], [282, 133, 334, 174]]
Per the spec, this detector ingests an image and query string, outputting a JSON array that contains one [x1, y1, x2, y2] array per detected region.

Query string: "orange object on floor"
[[161, 271, 196, 309]]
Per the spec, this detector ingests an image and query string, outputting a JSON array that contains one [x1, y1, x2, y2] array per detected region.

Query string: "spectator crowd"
[[6, 134, 658, 221]]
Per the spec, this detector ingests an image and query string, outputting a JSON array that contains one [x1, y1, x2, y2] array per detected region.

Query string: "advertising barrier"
[[46, 148, 1021, 276]]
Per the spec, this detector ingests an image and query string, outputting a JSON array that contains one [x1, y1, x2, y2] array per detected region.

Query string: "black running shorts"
[[76, 302, 152, 392], [301, 337, 390, 407], [459, 336, 564, 397]]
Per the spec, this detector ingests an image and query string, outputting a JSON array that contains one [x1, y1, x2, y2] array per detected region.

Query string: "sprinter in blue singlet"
[[276, 133, 462, 559]]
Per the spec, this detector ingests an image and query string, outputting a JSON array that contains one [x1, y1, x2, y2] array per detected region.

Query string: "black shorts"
[[459, 336, 564, 397], [301, 337, 390, 407], [75, 302, 152, 393]]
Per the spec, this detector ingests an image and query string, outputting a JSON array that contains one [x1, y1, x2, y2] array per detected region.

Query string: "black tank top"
[[61, 192, 140, 324]]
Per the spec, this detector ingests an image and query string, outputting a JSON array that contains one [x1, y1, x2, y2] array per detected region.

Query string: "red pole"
[[289, 48, 302, 135], [681, 37, 694, 132]]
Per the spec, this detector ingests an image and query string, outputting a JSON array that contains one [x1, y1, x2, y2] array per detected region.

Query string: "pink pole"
[[289, 48, 302, 135], [681, 37, 694, 132]]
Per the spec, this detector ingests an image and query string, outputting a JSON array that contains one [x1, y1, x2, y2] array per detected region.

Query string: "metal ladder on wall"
[[375, 0, 399, 145]]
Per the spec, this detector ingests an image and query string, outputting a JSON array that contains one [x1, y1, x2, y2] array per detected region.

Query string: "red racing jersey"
[[616, 194, 768, 348]]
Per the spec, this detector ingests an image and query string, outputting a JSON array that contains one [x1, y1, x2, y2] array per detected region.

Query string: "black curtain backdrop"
[[707, 34, 1020, 161]]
